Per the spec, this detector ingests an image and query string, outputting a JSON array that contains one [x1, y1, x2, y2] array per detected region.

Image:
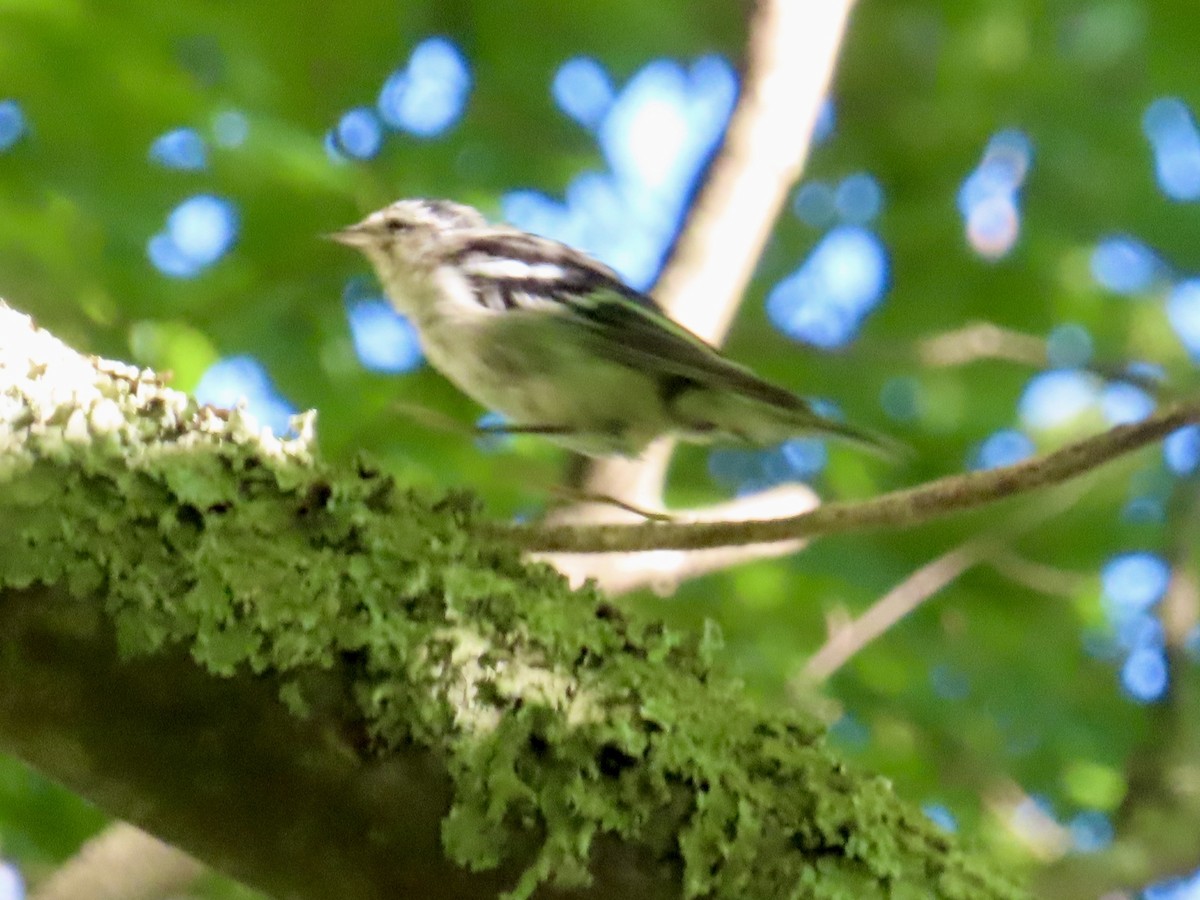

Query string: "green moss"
[[0, 323, 1026, 898]]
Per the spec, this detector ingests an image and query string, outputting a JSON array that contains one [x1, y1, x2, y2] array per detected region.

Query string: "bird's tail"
[[672, 380, 908, 459], [799, 413, 909, 460]]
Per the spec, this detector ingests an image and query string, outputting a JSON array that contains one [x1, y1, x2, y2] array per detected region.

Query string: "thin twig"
[[917, 322, 1049, 369], [913, 321, 1166, 394], [1161, 482, 1200, 649], [796, 486, 1086, 683], [499, 400, 1200, 553], [986, 550, 1089, 600], [800, 541, 990, 683], [542, 484, 816, 595]]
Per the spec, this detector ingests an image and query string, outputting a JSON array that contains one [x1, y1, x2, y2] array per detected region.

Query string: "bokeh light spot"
[[1143, 97, 1200, 201], [1102, 551, 1170, 614], [880, 376, 921, 422], [212, 109, 248, 147], [505, 56, 735, 291], [0, 861, 23, 900], [1120, 645, 1168, 702], [971, 429, 1034, 470], [0, 99, 25, 151], [922, 803, 958, 833], [708, 437, 827, 494], [1167, 279, 1200, 358], [958, 129, 1032, 259], [1089, 235, 1160, 294], [1068, 810, 1113, 854], [149, 127, 207, 170], [346, 299, 423, 373], [552, 57, 615, 129], [169, 195, 237, 265], [1046, 323, 1094, 367], [766, 226, 889, 349], [828, 712, 868, 749], [601, 56, 736, 202], [1164, 424, 1200, 475], [812, 97, 836, 145], [1018, 369, 1099, 429], [147, 232, 201, 278], [335, 107, 383, 159], [966, 194, 1020, 260], [148, 194, 238, 277], [377, 36, 471, 137], [194, 356, 296, 436], [793, 181, 838, 229], [834, 172, 883, 224], [1100, 381, 1154, 425], [1145, 868, 1200, 900]]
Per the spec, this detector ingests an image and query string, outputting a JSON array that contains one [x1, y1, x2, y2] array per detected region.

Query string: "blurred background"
[[3, 0, 1200, 897]]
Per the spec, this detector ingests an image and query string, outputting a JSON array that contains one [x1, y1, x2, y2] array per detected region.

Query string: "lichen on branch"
[[0, 302, 1022, 899]]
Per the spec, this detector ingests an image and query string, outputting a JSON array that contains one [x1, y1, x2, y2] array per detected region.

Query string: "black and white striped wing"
[[445, 227, 808, 412], [447, 228, 658, 314]]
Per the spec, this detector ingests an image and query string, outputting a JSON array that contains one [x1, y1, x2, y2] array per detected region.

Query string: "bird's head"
[[328, 198, 487, 276]]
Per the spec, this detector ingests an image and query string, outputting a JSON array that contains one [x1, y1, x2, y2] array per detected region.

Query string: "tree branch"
[[799, 540, 993, 684], [0, 300, 1025, 899], [31, 823, 204, 900], [542, 483, 816, 594], [502, 402, 1200, 553], [912, 321, 1166, 394], [793, 488, 1086, 685]]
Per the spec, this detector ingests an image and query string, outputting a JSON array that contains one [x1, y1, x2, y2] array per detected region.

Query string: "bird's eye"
[[384, 218, 411, 234]]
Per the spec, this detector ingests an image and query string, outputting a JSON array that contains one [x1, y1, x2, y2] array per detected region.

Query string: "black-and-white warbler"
[[331, 198, 893, 458]]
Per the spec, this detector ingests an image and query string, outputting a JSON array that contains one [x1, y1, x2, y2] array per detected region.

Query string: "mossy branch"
[[0, 301, 1024, 899], [499, 403, 1200, 554]]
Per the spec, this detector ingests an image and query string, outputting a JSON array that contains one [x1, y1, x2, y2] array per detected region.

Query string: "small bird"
[[330, 198, 894, 458]]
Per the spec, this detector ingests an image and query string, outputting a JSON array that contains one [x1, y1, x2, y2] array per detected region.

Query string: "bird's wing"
[[564, 288, 811, 412], [444, 228, 806, 410], [446, 228, 660, 313], [566, 295, 903, 455]]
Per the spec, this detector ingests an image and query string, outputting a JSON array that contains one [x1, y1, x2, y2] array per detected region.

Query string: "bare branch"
[[799, 541, 990, 684], [917, 322, 1051, 369], [542, 484, 816, 594], [795, 488, 1084, 684], [32, 823, 204, 900], [986, 551, 1089, 600], [502, 401, 1200, 553], [913, 321, 1165, 394]]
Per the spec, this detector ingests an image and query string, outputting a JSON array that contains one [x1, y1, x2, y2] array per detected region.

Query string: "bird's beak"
[[324, 223, 371, 247]]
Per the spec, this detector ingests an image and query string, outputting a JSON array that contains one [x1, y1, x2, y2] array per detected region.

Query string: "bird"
[[329, 198, 895, 459]]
